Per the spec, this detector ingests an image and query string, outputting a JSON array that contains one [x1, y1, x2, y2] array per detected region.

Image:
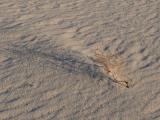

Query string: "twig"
[[93, 46, 129, 88]]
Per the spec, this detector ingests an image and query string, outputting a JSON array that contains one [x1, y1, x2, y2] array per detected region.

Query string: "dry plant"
[[93, 46, 129, 88]]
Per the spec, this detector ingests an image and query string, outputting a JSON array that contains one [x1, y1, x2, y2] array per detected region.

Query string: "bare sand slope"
[[0, 0, 160, 120]]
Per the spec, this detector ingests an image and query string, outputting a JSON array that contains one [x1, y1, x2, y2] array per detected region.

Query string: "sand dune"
[[0, 0, 160, 120]]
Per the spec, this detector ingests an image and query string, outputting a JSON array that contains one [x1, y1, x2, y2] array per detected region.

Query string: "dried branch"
[[93, 46, 129, 88]]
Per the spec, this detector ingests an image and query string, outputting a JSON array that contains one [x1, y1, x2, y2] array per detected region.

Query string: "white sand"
[[0, 0, 160, 120]]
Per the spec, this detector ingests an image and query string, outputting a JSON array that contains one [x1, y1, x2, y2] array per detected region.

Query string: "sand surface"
[[0, 0, 160, 120]]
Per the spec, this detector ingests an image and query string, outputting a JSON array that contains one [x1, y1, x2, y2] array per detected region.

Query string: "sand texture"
[[0, 0, 160, 120]]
